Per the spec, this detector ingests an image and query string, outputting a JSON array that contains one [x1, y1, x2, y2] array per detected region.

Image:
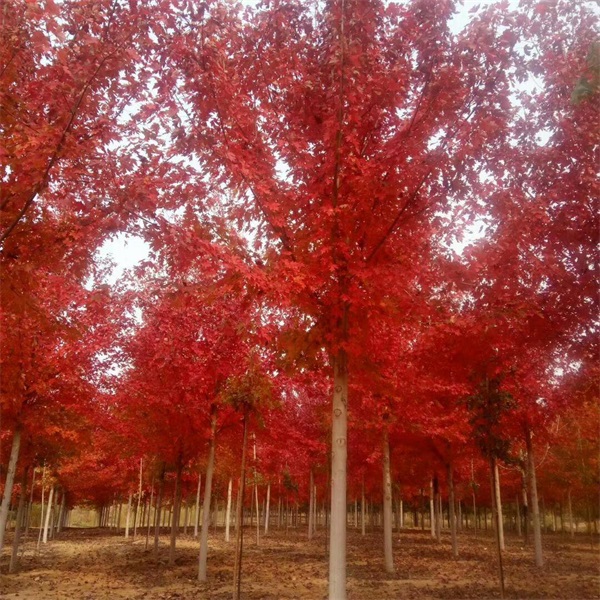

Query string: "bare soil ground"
[[1, 527, 598, 599]]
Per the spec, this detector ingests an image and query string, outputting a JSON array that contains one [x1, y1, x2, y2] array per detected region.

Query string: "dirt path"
[[1, 528, 598, 599]]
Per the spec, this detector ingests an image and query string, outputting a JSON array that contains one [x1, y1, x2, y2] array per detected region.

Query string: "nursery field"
[[1, 527, 598, 600]]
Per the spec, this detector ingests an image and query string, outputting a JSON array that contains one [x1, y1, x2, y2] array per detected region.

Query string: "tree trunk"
[[329, 347, 348, 598], [264, 482, 270, 536], [145, 479, 154, 551], [361, 476, 366, 536], [134, 459, 143, 539], [490, 457, 505, 600], [254, 478, 260, 546], [169, 461, 183, 565], [56, 490, 66, 535], [400, 498, 404, 529], [233, 413, 248, 600], [430, 478, 435, 537], [226, 477, 233, 542], [433, 475, 441, 542], [199, 409, 217, 581], [9, 467, 29, 573], [194, 473, 202, 538], [521, 470, 529, 544], [568, 488, 574, 538], [516, 495, 522, 537], [448, 462, 458, 558], [24, 466, 36, 538], [154, 468, 165, 556], [382, 427, 394, 574], [0, 428, 22, 555], [183, 501, 189, 536], [42, 485, 55, 544], [37, 480, 46, 551], [494, 462, 505, 551], [308, 470, 315, 540], [125, 494, 133, 538], [526, 429, 543, 567]]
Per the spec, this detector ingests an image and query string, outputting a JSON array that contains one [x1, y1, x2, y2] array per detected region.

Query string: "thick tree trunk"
[[0, 427, 22, 555], [9, 467, 29, 573], [233, 414, 248, 600], [42, 485, 55, 544], [526, 429, 544, 567], [199, 410, 217, 581], [382, 427, 394, 574], [169, 461, 183, 565], [264, 482, 270, 536], [448, 462, 458, 558], [226, 477, 233, 542], [329, 349, 348, 600]]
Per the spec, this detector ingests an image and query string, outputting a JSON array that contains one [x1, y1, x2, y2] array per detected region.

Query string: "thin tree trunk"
[[494, 462, 505, 551], [183, 501, 189, 536], [169, 461, 183, 565], [382, 427, 394, 574], [0, 428, 22, 555], [516, 495, 522, 536], [36, 478, 46, 552], [264, 482, 270, 536], [254, 480, 260, 546], [226, 477, 233, 542], [430, 478, 435, 537], [9, 467, 29, 573], [154, 468, 165, 557], [308, 470, 315, 540], [448, 462, 458, 558], [199, 409, 217, 582], [134, 458, 143, 538], [145, 479, 154, 551], [490, 457, 505, 599], [329, 347, 348, 600], [526, 429, 544, 567], [568, 488, 574, 538], [125, 494, 133, 538], [361, 476, 365, 536], [194, 473, 202, 538], [56, 490, 66, 535], [25, 466, 36, 537], [433, 475, 441, 542], [521, 469, 529, 544], [42, 485, 55, 544], [233, 413, 248, 600]]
